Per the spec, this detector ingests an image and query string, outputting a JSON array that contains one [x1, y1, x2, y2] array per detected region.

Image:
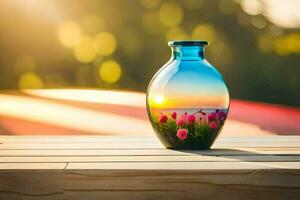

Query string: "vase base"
[[166, 146, 211, 150]]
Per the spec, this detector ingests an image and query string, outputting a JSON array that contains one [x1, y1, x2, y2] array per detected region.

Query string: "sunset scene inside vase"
[[147, 65, 230, 149]]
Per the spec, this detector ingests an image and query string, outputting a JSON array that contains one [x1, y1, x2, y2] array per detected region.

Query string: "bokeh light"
[[98, 60, 122, 84], [14, 55, 37, 75], [19, 72, 44, 89], [262, 0, 300, 28], [94, 32, 117, 56], [285, 33, 300, 53], [138, 0, 160, 9], [192, 23, 216, 43], [57, 21, 82, 48], [240, 0, 262, 16], [73, 36, 97, 63], [251, 16, 267, 29], [274, 33, 300, 56], [274, 39, 289, 56], [159, 1, 183, 27], [258, 33, 300, 56]]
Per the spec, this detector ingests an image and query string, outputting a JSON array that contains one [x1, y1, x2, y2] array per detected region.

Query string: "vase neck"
[[171, 46, 205, 61], [168, 41, 208, 61]]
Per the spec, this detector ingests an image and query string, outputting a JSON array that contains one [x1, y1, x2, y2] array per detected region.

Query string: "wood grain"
[[1, 155, 300, 163], [0, 170, 299, 200], [0, 136, 299, 200]]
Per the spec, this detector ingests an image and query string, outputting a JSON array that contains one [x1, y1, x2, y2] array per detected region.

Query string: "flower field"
[[149, 109, 228, 149]]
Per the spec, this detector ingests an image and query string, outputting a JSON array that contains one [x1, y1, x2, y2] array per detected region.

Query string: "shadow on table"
[[175, 148, 277, 162]]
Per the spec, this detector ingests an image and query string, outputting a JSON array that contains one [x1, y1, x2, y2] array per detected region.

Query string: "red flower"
[[176, 118, 185, 126], [218, 111, 226, 120], [176, 129, 188, 140], [209, 122, 217, 129], [208, 112, 217, 122], [159, 114, 168, 123], [187, 114, 196, 123], [171, 112, 177, 120]]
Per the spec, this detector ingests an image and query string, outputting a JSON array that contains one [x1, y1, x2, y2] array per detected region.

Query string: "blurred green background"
[[0, 0, 299, 106]]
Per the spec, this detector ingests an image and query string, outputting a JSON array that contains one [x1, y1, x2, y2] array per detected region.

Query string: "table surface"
[[1, 135, 300, 169], [0, 135, 299, 200]]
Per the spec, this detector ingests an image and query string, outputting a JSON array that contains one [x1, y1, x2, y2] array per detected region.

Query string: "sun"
[[153, 95, 164, 105]]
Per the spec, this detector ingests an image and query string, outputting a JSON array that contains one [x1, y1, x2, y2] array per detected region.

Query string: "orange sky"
[[149, 92, 229, 109]]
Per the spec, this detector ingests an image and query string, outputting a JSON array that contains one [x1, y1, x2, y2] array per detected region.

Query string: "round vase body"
[[146, 41, 230, 150]]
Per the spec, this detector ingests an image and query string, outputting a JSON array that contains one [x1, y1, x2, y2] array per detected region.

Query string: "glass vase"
[[146, 41, 230, 150]]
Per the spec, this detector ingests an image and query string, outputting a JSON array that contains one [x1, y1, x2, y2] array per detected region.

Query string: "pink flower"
[[159, 114, 168, 123], [171, 112, 177, 120], [180, 113, 188, 122], [187, 114, 196, 123], [208, 112, 217, 122], [176, 118, 185, 126], [177, 129, 188, 140], [209, 122, 217, 129]]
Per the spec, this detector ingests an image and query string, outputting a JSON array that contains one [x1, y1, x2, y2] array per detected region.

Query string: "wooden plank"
[[0, 155, 300, 163], [66, 161, 300, 170], [0, 170, 299, 200], [1, 135, 300, 143], [0, 163, 66, 169], [0, 142, 163, 149], [0, 136, 159, 143], [0, 148, 299, 157], [257, 162, 300, 169], [1, 141, 300, 149], [214, 143, 300, 148], [61, 170, 300, 200]]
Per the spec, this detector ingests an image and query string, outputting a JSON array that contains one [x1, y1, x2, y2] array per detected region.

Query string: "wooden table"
[[0, 135, 299, 200]]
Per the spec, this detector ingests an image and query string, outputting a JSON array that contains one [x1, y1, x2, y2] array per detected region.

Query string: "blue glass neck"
[[171, 46, 205, 61]]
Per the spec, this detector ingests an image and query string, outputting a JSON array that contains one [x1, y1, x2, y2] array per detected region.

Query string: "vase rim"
[[168, 40, 208, 47]]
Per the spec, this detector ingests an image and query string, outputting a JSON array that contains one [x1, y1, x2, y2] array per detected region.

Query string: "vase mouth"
[[168, 40, 208, 47]]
